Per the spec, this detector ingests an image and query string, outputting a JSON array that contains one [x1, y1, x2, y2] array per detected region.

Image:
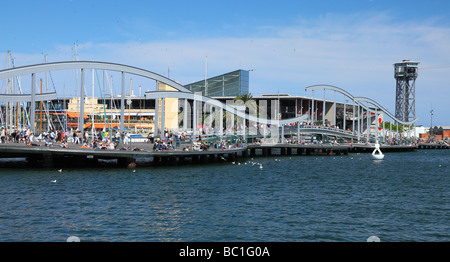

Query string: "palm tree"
[[233, 93, 258, 113], [232, 93, 259, 139], [234, 93, 254, 103]]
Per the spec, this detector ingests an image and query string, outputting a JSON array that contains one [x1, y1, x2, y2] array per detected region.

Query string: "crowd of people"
[[2, 126, 447, 153], [0, 127, 120, 150], [1, 127, 36, 145]]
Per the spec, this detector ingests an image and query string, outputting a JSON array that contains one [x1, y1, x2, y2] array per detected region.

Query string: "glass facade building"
[[184, 69, 249, 97]]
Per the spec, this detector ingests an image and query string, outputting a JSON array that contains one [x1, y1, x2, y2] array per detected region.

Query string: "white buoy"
[[371, 141, 384, 160], [67, 236, 80, 242], [367, 235, 380, 242]]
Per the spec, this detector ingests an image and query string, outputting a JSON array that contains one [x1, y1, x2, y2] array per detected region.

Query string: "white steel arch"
[[0, 61, 192, 93], [305, 84, 417, 125]]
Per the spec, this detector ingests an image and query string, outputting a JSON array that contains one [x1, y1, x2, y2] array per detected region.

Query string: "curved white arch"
[[0, 61, 192, 93], [0, 92, 57, 102], [354, 97, 417, 125], [145, 91, 309, 125], [305, 84, 371, 111], [305, 84, 355, 100], [305, 84, 417, 125]]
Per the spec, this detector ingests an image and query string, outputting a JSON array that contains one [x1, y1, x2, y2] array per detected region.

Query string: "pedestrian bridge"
[[0, 60, 410, 143], [282, 125, 358, 140]]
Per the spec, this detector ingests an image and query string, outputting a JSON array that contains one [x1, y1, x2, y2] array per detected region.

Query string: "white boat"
[[371, 141, 384, 160]]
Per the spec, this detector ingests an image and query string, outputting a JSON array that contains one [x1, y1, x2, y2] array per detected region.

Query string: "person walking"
[[1, 127, 5, 143], [73, 130, 80, 144]]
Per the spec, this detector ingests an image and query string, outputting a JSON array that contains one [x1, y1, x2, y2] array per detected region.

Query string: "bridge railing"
[[283, 124, 356, 136]]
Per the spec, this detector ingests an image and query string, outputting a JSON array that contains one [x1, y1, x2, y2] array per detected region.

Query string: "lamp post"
[[430, 107, 434, 138]]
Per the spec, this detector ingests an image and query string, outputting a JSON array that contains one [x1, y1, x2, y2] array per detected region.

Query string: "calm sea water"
[[0, 149, 448, 242]]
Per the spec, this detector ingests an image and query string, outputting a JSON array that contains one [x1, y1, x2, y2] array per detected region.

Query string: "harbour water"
[[0, 149, 448, 242]]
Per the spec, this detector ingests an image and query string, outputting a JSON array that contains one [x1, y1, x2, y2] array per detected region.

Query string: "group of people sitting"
[[152, 139, 176, 151], [79, 139, 117, 150], [183, 140, 209, 151]]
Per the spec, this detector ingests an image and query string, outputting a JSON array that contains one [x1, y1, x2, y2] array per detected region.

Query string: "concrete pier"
[[417, 143, 449, 149], [0, 142, 251, 168], [247, 144, 350, 157], [1, 141, 445, 168]]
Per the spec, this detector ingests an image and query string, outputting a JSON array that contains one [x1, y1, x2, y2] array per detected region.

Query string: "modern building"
[[184, 69, 249, 97], [31, 87, 379, 136]]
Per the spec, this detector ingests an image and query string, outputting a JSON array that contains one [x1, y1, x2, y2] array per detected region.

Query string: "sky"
[[1, 0, 449, 126]]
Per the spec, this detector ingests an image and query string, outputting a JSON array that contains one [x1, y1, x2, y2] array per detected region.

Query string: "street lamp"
[[430, 107, 434, 137]]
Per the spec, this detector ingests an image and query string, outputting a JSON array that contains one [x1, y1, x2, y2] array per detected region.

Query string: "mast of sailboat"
[[92, 67, 95, 139], [7, 50, 12, 132], [139, 85, 141, 125], [9, 52, 31, 130], [110, 76, 113, 130], [73, 42, 80, 131], [64, 84, 67, 131], [40, 79, 43, 136], [204, 56, 208, 96], [103, 70, 107, 131], [128, 78, 132, 129], [44, 54, 49, 132]]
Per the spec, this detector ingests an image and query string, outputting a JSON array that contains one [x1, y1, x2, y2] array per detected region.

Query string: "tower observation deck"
[[394, 60, 419, 123]]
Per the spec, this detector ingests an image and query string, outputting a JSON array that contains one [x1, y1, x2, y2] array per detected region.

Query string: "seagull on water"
[[58, 169, 63, 173], [51, 180, 57, 183]]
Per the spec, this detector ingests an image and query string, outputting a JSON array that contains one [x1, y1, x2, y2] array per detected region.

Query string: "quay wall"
[[0, 142, 446, 168]]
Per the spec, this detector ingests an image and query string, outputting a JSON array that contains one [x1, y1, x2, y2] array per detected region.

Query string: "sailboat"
[[371, 141, 384, 160]]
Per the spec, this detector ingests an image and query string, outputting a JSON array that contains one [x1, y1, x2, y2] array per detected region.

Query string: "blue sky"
[[1, 0, 450, 126]]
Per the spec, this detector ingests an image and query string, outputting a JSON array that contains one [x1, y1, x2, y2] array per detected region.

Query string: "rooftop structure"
[[184, 69, 249, 97]]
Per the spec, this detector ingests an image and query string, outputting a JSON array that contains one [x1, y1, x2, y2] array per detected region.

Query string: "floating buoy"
[[67, 236, 80, 242], [367, 235, 380, 242], [371, 141, 384, 160]]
